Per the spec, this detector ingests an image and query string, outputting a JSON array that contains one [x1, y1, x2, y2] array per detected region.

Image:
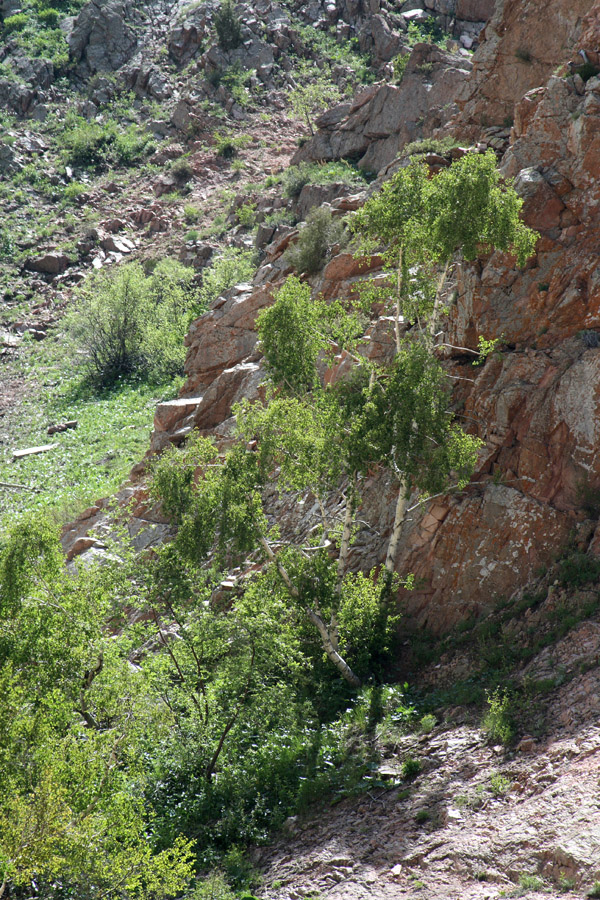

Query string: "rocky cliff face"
[[55, 0, 600, 641], [128, 0, 600, 638]]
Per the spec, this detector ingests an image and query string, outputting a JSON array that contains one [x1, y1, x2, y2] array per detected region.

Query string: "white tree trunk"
[[385, 482, 408, 573], [307, 609, 361, 687]]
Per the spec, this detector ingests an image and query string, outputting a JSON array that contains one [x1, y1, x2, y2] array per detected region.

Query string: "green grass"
[[0, 339, 181, 532]]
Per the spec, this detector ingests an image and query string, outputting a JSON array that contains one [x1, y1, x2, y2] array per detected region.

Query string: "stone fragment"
[[25, 253, 70, 275]]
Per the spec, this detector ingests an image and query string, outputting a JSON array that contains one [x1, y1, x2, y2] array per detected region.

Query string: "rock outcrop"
[[292, 42, 473, 174], [454, 0, 591, 131]]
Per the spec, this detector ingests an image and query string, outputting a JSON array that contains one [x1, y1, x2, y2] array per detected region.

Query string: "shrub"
[[393, 53, 409, 83], [402, 136, 460, 157], [3, 12, 28, 33], [171, 157, 194, 182], [489, 771, 511, 797], [481, 688, 513, 746], [518, 874, 544, 892], [419, 714, 436, 734], [38, 7, 61, 27], [197, 248, 256, 313], [214, 133, 250, 159], [69, 259, 197, 386], [61, 181, 88, 206], [184, 204, 201, 224], [214, 0, 242, 51], [285, 206, 347, 276], [558, 551, 600, 587], [185, 230, 199, 242], [282, 160, 366, 199], [236, 202, 255, 228], [61, 116, 152, 172], [402, 756, 422, 781]]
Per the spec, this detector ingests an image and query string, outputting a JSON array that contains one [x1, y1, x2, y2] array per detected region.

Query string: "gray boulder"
[[67, 0, 139, 74]]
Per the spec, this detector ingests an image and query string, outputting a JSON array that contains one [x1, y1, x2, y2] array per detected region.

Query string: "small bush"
[[489, 771, 511, 797], [185, 230, 199, 242], [184, 872, 236, 899], [285, 206, 347, 276], [171, 157, 194, 182], [184, 204, 201, 224], [214, 0, 242, 51], [558, 552, 600, 587], [518, 874, 544, 892], [282, 160, 366, 199], [236, 202, 256, 228], [587, 882, 600, 898], [402, 756, 422, 781], [418, 714, 436, 734], [214, 132, 249, 159], [402, 136, 460, 157], [61, 117, 151, 172], [61, 181, 88, 206], [197, 248, 256, 313], [38, 7, 61, 27], [69, 259, 197, 386], [393, 53, 409, 83], [3, 12, 28, 33], [482, 688, 513, 746]]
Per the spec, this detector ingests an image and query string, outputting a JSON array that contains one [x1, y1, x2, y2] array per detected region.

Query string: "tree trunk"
[[307, 608, 361, 687], [428, 261, 449, 344], [385, 481, 408, 573]]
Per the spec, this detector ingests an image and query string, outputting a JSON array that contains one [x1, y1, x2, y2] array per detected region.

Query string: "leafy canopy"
[[353, 150, 538, 267]]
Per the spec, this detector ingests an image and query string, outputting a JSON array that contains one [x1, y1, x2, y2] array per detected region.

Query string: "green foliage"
[[287, 67, 342, 134], [587, 882, 600, 898], [214, 132, 250, 159], [473, 333, 504, 365], [558, 551, 600, 587], [285, 206, 347, 275], [354, 151, 538, 269], [402, 136, 461, 157], [68, 259, 197, 386], [171, 156, 194, 181], [419, 713, 436, 734], [257, 276, 330, 393], [214, 0, 242, 51], [0, 518, 195, 898], [184, 204, 201, 224], [338, 570, 401, 681], [482, 688, 514, 745], [0, 370, 177, 530], [3, 12, 28, 32], [282, 160, 367, 199], [489, 771, 511, 796], [221, 62, 254, 109], [406, 16, 449, 50], [197, 247, 256, 313], [402, 756, 422, 780], [393, 53, 409, 83], [236, 201, 256, 227], [61, 115, 152, 172], [344, 342, 482, 491], [518, 874, 545, 892]]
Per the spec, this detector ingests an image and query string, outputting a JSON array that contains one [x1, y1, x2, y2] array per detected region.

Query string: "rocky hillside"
[[3, 0, 600, 896]]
